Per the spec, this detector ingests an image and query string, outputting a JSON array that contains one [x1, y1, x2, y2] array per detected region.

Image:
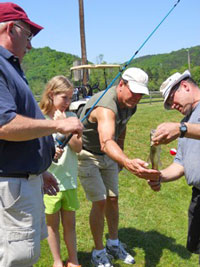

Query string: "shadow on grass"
[[115, 227, 191, 267], [77, 248, 122, 267], [77, 251, 91, 267], [76, 228, 191, 267]]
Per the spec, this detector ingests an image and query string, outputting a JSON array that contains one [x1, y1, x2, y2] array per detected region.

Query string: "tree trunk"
[[79, 0, 88, 85]]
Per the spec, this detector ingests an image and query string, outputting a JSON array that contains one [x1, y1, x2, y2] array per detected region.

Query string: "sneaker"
[[106, 241, 135, 265], [91, 250, 113, 267]]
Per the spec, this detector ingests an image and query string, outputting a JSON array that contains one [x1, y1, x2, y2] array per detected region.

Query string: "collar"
[[0, 45, 20, 63]]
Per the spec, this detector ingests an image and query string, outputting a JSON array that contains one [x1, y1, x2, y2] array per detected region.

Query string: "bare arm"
[[0, 114, 83, 141], [116, 127, 126, 170], [95, 107, 129, 165], [68, 135, 82, 153], [153, 122, 200, 145], [160, 162, 184, 182], [117, 127, 126, 151], [184, 123, 200, 139], [92, 107, 160, 181], [148, 162, 184, 191]]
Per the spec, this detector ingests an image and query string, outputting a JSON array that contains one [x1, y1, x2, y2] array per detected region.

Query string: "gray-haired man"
[[149, 70, 200, 260]]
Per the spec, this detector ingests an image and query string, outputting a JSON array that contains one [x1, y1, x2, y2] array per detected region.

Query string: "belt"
[[0, 173, 36, 179], [83, 146, 104, 156]]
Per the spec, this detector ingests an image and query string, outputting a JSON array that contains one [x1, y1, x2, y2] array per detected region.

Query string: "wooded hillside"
[[22, 45, 200, 95]]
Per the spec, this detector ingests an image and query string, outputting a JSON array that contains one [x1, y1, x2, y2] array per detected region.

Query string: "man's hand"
[[56, 117, 83, 139], [124, 158, 160, 181], [152, 122, 180, 145], [43, 171, 59, 195], [148, 179, 161, 192]]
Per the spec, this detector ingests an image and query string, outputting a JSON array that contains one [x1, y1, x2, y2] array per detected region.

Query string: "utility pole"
[[187, 49, 191, 72], [78, 0, 88, 85]]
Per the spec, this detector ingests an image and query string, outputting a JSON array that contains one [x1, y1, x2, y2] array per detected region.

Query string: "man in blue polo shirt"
[[0, 2, 83, 267]]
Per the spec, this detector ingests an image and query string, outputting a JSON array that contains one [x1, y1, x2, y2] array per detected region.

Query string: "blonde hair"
[[40, 75, 73, 115]]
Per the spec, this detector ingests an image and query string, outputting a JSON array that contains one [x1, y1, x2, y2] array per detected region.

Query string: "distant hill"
[[132, 46, 200, 69], [23, 45, 200, 95], [22, 46, 80, 95], [128, 45, 200, 90]]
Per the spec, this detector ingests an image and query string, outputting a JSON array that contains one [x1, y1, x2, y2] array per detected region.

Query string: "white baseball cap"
[[160, 70, 191, 109], [122, 67, 149, 95]]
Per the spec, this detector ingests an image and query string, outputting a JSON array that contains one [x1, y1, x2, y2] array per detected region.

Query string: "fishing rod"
[[59, 0, 181, 149]]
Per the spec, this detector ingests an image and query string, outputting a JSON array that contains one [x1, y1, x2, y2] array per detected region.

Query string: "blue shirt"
[[0, 46, 55, 174]]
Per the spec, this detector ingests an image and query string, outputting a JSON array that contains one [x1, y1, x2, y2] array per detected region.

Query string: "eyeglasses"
[[167, 87, 179, 107], [14, 23, 33, 41]]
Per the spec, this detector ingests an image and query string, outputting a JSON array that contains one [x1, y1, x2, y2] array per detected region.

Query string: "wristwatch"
[[179, 122, 187, 138]]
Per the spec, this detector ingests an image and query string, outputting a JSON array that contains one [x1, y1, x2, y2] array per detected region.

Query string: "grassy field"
[[36, 102, 199, 267]]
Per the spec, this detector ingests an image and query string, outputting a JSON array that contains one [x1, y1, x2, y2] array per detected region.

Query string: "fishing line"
[[60, 0, 181, 148]]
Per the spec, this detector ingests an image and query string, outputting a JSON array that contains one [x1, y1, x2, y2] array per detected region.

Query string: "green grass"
[[36, 102, 199, 267]]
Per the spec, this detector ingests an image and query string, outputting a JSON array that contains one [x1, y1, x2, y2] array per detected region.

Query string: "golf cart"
[[69, 64, 121, 117]]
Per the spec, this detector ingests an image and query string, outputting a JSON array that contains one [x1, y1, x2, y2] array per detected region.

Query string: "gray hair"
[[0, 20, 20, 30], [0, 22, 7, 30]]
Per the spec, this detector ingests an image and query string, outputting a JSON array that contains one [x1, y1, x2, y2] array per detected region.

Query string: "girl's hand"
[[54, 146, 64, 160], [53, 110, 66, 120]]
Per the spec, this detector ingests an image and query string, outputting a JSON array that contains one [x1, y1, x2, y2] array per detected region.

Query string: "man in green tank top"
[[78, 68, 160, 267]]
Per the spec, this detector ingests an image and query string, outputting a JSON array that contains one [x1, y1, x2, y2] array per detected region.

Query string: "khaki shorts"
[[0, 175, 47, 267], [78, 149, 119, 201]]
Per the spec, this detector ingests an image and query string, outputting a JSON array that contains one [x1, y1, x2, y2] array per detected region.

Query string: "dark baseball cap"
[[0, 2, 43, 36]]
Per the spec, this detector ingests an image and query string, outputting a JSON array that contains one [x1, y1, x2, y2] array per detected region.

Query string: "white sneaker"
[[91, 250, 113, 267], [106, 241, 135, 265]]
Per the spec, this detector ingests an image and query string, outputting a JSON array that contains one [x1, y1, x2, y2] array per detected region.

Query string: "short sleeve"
[[0, 73, 16, 125]]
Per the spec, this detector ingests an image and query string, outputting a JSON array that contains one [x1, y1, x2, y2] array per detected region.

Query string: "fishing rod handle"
[[52, 133, 73, 163], [60, 133, 73, 148]]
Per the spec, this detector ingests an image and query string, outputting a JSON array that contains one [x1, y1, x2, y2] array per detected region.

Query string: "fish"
[[148, 129, 162, 170]]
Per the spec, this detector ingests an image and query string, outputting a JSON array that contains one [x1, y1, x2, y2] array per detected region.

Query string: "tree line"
[[22, 45, 200, 96]]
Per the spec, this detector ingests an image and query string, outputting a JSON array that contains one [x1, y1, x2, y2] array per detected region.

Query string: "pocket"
[[78, 164, 92, 179], [6, 229, 40, 266], [0, 179, 21, 209], [2, 180, 33, 228]]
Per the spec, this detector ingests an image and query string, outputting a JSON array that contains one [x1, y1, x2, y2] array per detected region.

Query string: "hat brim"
[[128, 81, 149, 95], [23, 18, 43, 36], [164, 70, 191, 109]]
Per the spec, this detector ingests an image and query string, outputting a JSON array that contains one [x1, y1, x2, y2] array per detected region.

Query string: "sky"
[[11, 0, 200, 64]]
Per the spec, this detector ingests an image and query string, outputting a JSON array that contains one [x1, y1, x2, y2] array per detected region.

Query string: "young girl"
[[40, 76, 82, 267]]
